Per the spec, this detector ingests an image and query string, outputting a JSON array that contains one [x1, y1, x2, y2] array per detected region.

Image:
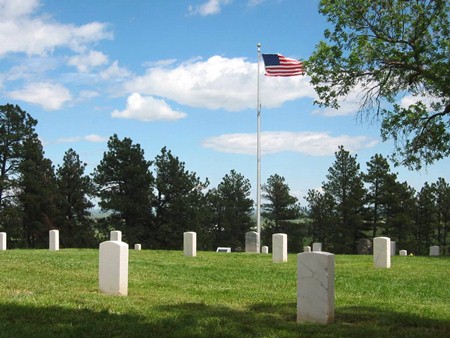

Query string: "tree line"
[[1, 104, 449, 254]]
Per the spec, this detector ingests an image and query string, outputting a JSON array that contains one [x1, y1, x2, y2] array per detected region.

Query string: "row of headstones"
[[0, 230, 442, 325], [0, 230, 60, 250], [0, 231, 443, 257], [98, 230, 334, 324]]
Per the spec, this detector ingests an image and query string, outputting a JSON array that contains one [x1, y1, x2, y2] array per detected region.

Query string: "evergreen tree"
[[56, 148, 95, 247], [323, 146, 367, 253], [383, 180, 416, 251], [306, 189, 336, 248], [432, 178, 450, 250], [18, 136, 58, 248], [207, 170, 254, 251], [261, 174, 301, 250], [363, 154, 398, 238], [93, 134, 154, 245], [415, 183, 436, 254], [152, 147, 209, 249], [0, 104, 37, 236]]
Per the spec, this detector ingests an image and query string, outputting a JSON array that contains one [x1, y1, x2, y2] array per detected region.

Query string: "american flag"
[[262, 54, 304, 77]]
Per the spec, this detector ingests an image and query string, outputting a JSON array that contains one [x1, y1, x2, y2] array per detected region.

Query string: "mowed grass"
[[0, 249, 449, 338]]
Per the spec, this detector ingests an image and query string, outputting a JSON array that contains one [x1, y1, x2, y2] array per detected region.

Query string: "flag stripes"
[[262, 54, 304, 77]]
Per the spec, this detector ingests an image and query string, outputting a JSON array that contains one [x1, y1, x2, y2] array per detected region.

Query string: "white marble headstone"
[[429, 246, 440, 256], [261, 246, 269, 254], [390, 241, 396, 256], [303, 246, 311, 252], [312, 243, 322, 252], [110, 230, 122, 242], [99, 240, 129, 295], [297, 252, 335, 324], [49, 230, 59, 251], [272, 233, 287, 263], [399, 250, 407, 256], [373, 237, 391, 268], [245, 231, 260, 253], [0, 232, 6, 250], [183, 232, 197, 257], [134, 244, 141, 250]]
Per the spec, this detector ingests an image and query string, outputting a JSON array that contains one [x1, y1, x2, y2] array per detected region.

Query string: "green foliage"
[[306, 189, 336, 246], [17, 136, 59, 248], [56, 149, 96, 248], [363, 154, 398, 237], [0, 104, 37, 227], [323, 146, 367, 253], [152, 147, 209, 249], [93, 134, 154, 245], [262, 174, 303, 251], [0, 250, 449, 337], [206, 170, 254, 250], [308, 0, 450, 169]]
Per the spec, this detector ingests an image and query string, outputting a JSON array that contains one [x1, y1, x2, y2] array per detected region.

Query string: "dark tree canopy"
[[0, 104, 37, 208], [308, 0, 450, 169], [93, 134, 154, 244]]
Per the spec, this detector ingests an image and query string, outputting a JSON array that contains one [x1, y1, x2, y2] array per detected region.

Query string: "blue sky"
[[1, 0, 448, 203]]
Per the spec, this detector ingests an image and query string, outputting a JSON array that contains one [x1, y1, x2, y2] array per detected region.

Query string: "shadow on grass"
[[0, 302, 448, 338]]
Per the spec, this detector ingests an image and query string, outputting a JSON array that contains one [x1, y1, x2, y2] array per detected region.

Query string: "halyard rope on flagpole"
[[256, 43, 262, 248]]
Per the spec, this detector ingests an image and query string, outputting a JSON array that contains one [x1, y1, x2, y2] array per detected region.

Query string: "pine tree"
[[363, 154, 398, 238], [207, 170, 254, 251], [0, 104, 37, 236], [152, 147, 209, 249], [323, 146, 367, 253], [56, 148, 95, 247], [93, 134, 154, 245], [18, 136, 58, 248], [432, 178, 450, 249], [262, 174, 301, 250], [306, 189, 336, 247]]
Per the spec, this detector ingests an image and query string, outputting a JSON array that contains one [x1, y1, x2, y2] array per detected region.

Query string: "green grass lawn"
[[0, 249, 449, 337]]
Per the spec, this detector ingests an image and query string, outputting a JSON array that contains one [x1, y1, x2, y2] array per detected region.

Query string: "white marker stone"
[[134, 244, 141, 250], [0, 232, 6, 250], [272, 233, 287, 263], [110, 230, 122, 241], [183, 232, 197, 257], [373, 237, 391, 268], [390, 241, 396, 256], [297, 252, 335, 324], [399, 250, 407, 256], [245, 231, 260, 253], [49, 230, 59, 251], [99, 240, 129, 296], [429, 246, 440, 256], [303, 246, 311, 253], [312, 243, 322, 252], [261, 246, 269, 254]]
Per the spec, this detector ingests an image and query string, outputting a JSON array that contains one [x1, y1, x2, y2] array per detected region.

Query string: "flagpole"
[[256, 43, 262, 247]]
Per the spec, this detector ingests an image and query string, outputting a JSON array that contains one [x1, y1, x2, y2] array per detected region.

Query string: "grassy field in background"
[[0, 249, 449, 338]]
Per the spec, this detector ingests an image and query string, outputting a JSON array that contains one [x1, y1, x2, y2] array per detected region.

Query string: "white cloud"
[[100, 60, 132, 80], [400, 93, 436, 110], [312, 87, 364, 117], [68, 50, 109, 72], [7, 82, 72, 110], [56, 134, 108, 143], [124, 55, 315, 112], [202, 131, 378, 155], [248, 0, 265, 7], [111, 93, 187, 122], [0, 0, 112, 57], [0, 0, 40, 18], [188, 0, 231, 16]]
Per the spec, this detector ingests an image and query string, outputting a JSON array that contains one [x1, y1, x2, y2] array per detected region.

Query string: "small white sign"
[[216, 247, 231, 253]]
